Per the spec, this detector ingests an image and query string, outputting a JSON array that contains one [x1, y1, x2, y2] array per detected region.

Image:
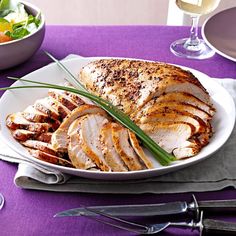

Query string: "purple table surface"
[[0, 25, 236, 236]]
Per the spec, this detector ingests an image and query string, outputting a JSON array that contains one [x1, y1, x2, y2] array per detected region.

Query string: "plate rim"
[[0, 56, 235, 180], [202, 7, 236, 62]]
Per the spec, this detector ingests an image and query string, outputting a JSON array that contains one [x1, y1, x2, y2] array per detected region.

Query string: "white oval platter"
[[0, 57, 235, 180]]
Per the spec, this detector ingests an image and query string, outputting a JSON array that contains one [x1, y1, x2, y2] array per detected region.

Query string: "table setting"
[[0, 0, 236, 235]]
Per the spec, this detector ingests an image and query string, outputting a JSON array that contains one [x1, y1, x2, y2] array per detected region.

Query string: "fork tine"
[[82, 213, 145, 234], [84, 207, 148, 234]]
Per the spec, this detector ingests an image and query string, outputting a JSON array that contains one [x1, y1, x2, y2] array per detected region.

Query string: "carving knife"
[[54, 195, 236, 218]]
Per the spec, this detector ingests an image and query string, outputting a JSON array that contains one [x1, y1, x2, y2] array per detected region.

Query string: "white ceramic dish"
[[0, 57, 235, 180], [202, 7, 236, 62]]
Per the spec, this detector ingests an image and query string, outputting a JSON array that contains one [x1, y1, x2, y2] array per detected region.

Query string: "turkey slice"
[[140, 122, 200, 158], [48, 89, 79, 111], [51, 104, 107, 152], [80, 114, 111, 172], [139, 111, 204, 132], [6, 113, 51, 133], [36, 132, 53, 143], [138, 111, 210, 146], [67, 118, 96, 170], [128, 130, 153, 169], [22, 140, 61, 157], [22, 105, 50, 123], [100, 122, 128, 172], [11, 129, 52, 143], [11, 129, 37, 142], [154, 92, 215, 116], [22, 105, 60, 132], [112, 124, 144, 171], [28, 148, 73, 167], [49, 83, 92, 107], [137, 101, 211, 125], [34, 97, 61, 121]]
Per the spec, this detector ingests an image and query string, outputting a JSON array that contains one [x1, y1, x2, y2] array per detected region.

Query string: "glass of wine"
[[170, 0, 221, 59]]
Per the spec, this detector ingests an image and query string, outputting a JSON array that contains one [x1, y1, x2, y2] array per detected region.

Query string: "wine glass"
[[170, 0, 221, 59]]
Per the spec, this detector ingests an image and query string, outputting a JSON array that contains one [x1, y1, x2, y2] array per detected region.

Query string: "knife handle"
[[199, 200, 236, 212], [202, 219, 236, 235]]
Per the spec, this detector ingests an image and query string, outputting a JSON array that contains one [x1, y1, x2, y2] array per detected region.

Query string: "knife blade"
[[54, 196, 236, 218]]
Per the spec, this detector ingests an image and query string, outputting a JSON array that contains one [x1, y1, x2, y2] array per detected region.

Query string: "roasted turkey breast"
[[79, 59, 214, 115], [6, 59, 216, 170], [79, 59, 216, 159]]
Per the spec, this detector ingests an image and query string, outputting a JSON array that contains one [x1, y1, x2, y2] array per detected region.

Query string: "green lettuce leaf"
[[0, 0, 19, 17]]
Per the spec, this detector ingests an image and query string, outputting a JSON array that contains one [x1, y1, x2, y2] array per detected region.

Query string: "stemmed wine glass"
[[170, 0, 221, 59]]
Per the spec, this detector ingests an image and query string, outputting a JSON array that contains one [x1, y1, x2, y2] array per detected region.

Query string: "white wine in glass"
[[170, 0, 221, 59]]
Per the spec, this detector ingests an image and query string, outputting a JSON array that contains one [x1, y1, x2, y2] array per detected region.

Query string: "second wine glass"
[[170, 0, 221, 59]]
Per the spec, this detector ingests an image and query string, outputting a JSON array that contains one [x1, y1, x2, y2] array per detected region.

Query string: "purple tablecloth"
[[0, 26, 236, 236]]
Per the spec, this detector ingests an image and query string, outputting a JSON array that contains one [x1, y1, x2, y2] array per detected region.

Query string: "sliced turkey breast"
[[52, 99, 72, 120], [61, 83, 93, 105], [34, 97, 62, 121], [139, 112, 204, 132], [48, 89, 80, 111], [153, 92, 215, 116], [139, 122, 200, 158], [112, 124, 144, 171], [51, 104, 108, 152], [49, 82, 93, 106], [11, 129, 52, 143], [11, 129, 37, 141], [80, 114, 111, 172], [33, 96, 70, 121], [128, 130, 154, 169], [67, 118, 96, 170], [79, 59, 213, 115], [22, 105, 61, 132], [22, 105, 50, 123], [137, 101, 211, 125], [6, 113, 51, 133], [37, 96, 71, 120], [173, 146, 201, 160], [138, 111, 210, 146], [36, 132, 53, 143], [100, 122, 128, 172], [21, 140, 61, 157], [141, 111, 205, 131], [28, 148, 73, 167]]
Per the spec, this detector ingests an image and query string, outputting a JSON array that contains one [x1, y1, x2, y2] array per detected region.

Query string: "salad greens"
[[0, 0, 41, 42]]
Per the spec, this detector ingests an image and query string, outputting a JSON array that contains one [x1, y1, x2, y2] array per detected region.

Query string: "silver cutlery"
[[54, 195, 236, 218], [79, 208, 236, 235], [0, 193, 5, 210]]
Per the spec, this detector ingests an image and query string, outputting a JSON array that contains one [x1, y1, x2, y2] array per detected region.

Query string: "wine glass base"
[[170, 38, 215, 59]]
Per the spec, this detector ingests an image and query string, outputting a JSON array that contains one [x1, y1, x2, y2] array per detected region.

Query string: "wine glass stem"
[[185, 15, 201, 50]]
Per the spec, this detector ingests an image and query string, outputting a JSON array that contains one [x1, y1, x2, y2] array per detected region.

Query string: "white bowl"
[[0, 1, 45, 70]]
